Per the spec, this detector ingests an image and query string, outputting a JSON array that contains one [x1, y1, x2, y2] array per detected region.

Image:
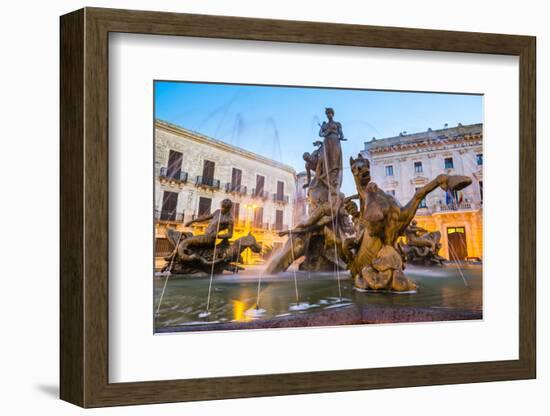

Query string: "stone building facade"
[[362, 123, 483, 261], [155, 120, 296, 265]]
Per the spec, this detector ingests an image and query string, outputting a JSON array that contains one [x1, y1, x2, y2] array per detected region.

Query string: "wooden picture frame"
[[60, 7, 536, 408]]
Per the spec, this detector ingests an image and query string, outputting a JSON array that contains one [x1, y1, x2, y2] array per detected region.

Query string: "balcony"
[[271, 223, 288, 232], [415, 206, 430, 216], [433, 202, 477, 213], [251, 188, 269, 200], [250, 222, 271, 231], [155, 209, 185, 224], [233, 219, 248, 228], [272, 193, 290, 204], [231, 219, 268, 229], [225, 183, 247, 196], [195, 176, 220, 190], [159, 167, 188, 184]]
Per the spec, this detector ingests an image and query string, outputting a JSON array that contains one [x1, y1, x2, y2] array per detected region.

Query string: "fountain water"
[[233, 237, 242, 274], [321, 139, 343, 301], [202, 212, 223, 317], [155, 232, 183, 315], [265, 117, 282, 162], [228, 113, 244, 146], [246, 267, 266, 318], [287, 225, 301, 307], [447, 242, 469, 288]]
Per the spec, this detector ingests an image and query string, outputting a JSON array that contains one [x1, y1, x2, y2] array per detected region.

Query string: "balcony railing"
[[191, 213, 210, 221], [434, 202, 475, 212], [159, 167, 188, 183], [195, 176, 220, 190], [233, 219, 248, 228], [271, 223, 287, 232], [155, 209, 185, 223], [251, 188, 269, 200], [250, 222, 271, 230], [272, 193, 290, 204], [225, 183, 247, 196]]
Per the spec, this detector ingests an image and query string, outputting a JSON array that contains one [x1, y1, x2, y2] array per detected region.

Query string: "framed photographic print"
[[60, 7, 536, 408]]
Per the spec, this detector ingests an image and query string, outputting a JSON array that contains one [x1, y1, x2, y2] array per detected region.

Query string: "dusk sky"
[[154, 81, 483, 195]]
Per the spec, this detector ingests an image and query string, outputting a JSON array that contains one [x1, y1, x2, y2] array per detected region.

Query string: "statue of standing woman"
[[318, 107, 345, 199]]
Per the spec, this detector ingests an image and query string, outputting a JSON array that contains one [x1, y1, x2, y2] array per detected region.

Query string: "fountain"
[[155, 107, 479, 332], [264, 107, 473, 293]]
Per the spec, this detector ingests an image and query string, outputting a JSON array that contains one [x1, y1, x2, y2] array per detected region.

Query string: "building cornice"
[[364, 123, 483, 156], [156, 119, 297, 176]]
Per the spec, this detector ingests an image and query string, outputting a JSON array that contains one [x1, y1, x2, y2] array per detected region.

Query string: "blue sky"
[[155, 81, 483, 195]]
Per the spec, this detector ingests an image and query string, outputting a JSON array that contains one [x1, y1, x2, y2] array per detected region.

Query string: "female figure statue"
[[318, 107, 345, 197]]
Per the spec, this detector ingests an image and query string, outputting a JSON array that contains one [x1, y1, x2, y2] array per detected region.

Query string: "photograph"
[[153, 81, 484, 333]]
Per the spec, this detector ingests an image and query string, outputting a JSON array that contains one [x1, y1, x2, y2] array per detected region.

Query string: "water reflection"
[[232, 299, 256, 322]]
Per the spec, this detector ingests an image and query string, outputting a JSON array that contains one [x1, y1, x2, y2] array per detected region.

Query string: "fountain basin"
[[156, 303, 481, 333], [154, 263, 482, 333]]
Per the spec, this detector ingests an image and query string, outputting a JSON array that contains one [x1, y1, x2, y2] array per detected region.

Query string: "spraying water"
[[312, 115, 321, 128], [247, 265, 267, 318], [203, 212, 223, 316], [446, 194, 469, 288], [198, 91, 241, 134], [447, 243, 469, 287], [321, 142, 343, 301], [255, 266, 263, 308], [233, 237, 242, 274], [155, 213, 181, 315], [155, 271, 171, 315], [265, 117, 282, 162], [230, 113, 244, 146], [287, 225, 301, 306]]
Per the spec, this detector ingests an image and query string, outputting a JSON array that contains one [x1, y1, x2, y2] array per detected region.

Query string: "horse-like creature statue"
[[347, 154, 472, 291]]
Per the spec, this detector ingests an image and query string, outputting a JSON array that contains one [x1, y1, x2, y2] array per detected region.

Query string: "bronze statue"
[[278, 192, 345, 238], [397, 220, 446, 265], [265, 108, 473, 292], [163, 199, 262, 275], [341, 197, 364, 263], [166, 198, 234, 263], [317, 107, 344, 198], [264, 192, 348, 274], [264, 108, 348, 274], [348, 155, 472, 291], [302, 141, 323, 189]]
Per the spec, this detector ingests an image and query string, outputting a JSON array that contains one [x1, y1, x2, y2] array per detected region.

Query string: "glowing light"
[[232, 300, 252, 322]]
